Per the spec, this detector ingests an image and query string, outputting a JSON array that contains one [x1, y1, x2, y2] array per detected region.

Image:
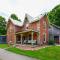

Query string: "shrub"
[[48, 40, 55, 45]]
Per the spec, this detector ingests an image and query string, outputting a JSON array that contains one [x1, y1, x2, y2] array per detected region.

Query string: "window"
[[25, 23, 29, 30], [43, 21, 46, 29], [43, 33, 46, 42]]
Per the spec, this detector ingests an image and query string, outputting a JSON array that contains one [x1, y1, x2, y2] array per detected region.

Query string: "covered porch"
[[16, 30, 39, 45]]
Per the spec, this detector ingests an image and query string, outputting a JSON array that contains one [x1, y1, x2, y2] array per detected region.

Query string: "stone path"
[[0, 49, 36, 60], [16, 44, 49, 50]]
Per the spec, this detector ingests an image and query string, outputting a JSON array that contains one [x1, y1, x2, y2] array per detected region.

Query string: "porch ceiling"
[[16, 29, 39, 35]]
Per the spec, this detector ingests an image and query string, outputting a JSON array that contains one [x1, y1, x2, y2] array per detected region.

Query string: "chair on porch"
[[17, 41, 21, 44], [27, 40, 37, 45], [27, 40, 31, 44], [23, 40, 27, 44]]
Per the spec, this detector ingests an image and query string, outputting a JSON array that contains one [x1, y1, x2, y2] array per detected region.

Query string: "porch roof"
[[16, 29, 39, 34]]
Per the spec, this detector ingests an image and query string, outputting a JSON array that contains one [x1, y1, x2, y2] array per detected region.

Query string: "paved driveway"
[[0, 49, 36, 60]]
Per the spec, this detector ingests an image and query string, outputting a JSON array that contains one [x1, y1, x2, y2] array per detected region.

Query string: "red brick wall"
[[30, 22, 37, 30], [23, 17, 38, 31], [22, 20, 38, 41], [40, 16, 49, 45], [45, 16, 49, 44], [15, 26, 23, 32], [40, 17, 44, 45], [7, 21, 16, 44]]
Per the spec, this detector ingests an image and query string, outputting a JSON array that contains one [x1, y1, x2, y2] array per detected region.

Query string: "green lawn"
[[6, 46, 60, 60], [0, 44, 8, 48]]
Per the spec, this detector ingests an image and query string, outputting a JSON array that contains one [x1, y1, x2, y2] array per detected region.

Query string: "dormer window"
[[25, 23, 29, 30]]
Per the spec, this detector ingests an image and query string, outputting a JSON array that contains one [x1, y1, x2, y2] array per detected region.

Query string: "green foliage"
[[0, 16, 6, 35], [48, 4, 60, 26], [48, 40, 55, 45], [11, 14, 18, 20], [11, 14, 21, 21]]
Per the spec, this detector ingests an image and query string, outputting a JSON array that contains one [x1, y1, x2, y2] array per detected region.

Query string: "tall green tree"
[[48, 4, 60, 26], [11, 14, 21, 21], [0, 16, 6, 35]]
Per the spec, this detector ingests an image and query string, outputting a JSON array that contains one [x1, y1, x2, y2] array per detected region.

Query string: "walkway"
[[0, 49, 36, 60]]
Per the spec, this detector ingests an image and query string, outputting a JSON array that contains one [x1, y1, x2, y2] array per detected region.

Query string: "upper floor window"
[[26, 23, 29, 28], [43, 21, 46, 29], [25, 23, 29, 30]]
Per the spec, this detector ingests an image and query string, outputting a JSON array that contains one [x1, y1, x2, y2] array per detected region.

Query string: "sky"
[[0, 0, 60, 21]]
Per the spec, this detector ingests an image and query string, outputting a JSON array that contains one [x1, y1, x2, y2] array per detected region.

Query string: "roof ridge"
[[8, 18, 23, 26], [50, 23, 60, 29]]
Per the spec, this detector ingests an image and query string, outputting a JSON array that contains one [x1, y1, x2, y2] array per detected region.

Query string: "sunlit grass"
[[0, 44, 8, 48]]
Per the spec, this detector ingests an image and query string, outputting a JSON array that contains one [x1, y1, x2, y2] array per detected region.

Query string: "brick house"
[[7, 14, 49, 45]]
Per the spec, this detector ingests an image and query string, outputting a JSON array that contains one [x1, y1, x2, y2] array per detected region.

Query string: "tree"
[[0, 16, 6, 35], [11, 14, 21, 21], [48, 4, 60, 26]]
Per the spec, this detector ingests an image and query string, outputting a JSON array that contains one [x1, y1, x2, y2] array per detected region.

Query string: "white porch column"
[[37, 32, 40, 45], [21, 34, 23, 45]]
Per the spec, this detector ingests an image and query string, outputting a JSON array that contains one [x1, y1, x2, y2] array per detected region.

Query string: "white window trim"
[[43, 33, 46, 43]]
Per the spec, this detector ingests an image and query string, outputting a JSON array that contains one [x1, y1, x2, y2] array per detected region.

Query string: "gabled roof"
[[24, 13, 44, 23], [7, 13, 45, 27], [8, 18, 23, 26], [50, 23, 60, 29], [34, 14, 44, 21], [24, 13, 34, 23], [49, 23, 60, 35]]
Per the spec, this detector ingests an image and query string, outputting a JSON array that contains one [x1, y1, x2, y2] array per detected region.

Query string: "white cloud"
[[0, 0, 60, 21]]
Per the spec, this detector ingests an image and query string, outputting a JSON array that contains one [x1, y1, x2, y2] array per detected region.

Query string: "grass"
[[0, 44, 8, 48], [6, 46, 60, 60], [0, 44, 60, 60]]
